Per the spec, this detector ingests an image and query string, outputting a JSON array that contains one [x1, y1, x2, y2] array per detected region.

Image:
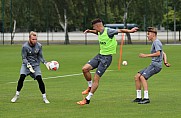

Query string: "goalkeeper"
[[11, 31, 50, 103]]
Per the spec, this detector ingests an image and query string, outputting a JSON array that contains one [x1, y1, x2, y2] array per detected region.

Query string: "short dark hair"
[[91, 18, 102, 25], [147, 27, 157, 35]]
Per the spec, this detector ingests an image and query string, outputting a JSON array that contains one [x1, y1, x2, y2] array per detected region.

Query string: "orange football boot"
[[82, 87, 91, 95], [77, 98, 90, 105]]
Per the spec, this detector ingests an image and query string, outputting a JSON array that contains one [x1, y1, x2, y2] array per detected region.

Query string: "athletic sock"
[[144, 90, 149, 99], [86, 92, 93, 100], [42, 93, 47, 99], [136, 90, 141, 98], [16, 91, 20, 96], [88, 80, 92, 87]]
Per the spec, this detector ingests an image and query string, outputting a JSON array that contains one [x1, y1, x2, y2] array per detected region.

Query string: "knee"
[[19, 74, 26, 81], [82, 66, 89, 73], [139, 75, 145, 80], [134, 74, 140, 81], [36, 75, 42, 80], [36, 75, 44, 83]]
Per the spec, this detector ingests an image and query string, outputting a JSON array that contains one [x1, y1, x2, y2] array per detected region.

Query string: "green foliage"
[[162, 0, 181, 31], [0, 0, 180, 32], [0, 45, 181, 118]]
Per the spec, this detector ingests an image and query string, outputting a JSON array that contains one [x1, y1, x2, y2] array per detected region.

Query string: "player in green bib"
[[77, 18, 138, 105], [98, 27, 117, 55]]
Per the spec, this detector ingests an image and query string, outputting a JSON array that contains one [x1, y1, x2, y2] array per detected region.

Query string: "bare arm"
[[163, 52, 171, 67], [117, 27, 139, 33], [139, 51, 160, 58], [84, 29, 98, 35]]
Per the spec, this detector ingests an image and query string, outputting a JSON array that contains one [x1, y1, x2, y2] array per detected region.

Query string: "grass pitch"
[[0, 44, 180, 118]]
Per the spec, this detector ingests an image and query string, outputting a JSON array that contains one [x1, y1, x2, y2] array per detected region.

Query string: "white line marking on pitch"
[[7, 70, 115, 84]]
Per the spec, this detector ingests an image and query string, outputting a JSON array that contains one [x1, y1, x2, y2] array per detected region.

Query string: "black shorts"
[[88, 54, 112, 77]]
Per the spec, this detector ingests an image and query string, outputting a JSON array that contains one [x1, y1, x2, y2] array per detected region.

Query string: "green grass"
[[0, 44, 180, 118]]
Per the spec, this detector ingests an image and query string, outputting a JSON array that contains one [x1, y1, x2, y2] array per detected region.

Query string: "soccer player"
[[77, 18, 138, 105], [133, 27, 170, 104], [11, 31, 51, 103]]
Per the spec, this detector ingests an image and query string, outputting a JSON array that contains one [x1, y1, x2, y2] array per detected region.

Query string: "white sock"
[[16, 91, 20, 96], [88, 80, 92, 87], [86, 92, 93, 100], [136, 90, 141, 98], [42, 93, 47, 99], [144, 90, 149, 99]]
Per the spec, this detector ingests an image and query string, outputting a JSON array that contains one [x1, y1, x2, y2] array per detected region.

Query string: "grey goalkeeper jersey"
[[21, 42, 46, 67]]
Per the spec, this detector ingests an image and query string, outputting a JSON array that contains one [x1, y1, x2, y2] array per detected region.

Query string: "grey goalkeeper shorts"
[[88, 54, 112, 77], [20, 64, 42, 79]]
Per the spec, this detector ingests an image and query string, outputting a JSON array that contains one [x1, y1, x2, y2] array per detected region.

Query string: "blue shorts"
[[88, 54, 112, 77], [20, 64, 42, 79], [139, 64, 162, 80]]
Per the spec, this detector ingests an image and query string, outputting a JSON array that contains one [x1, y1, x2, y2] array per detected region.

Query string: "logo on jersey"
[[100, 41, 106, 45], [35, 49, 39, 53]]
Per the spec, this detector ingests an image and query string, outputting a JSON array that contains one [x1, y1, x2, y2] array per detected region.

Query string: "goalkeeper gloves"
[[27, 63, 35, 73], [45, 62, 50, 70]]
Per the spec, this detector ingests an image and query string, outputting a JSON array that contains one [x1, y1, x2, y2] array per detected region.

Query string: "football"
[[122, 61, 128, 66], [49, 61, 59, 71]]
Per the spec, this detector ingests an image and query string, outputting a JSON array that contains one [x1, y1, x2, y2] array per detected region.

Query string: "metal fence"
[[0, 31, 180, 45]]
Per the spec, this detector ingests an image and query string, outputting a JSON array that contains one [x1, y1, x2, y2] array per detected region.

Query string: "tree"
[[0, 0, 180, 35], [52, 0, 69, 44], [162, 0, 181, 31]]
